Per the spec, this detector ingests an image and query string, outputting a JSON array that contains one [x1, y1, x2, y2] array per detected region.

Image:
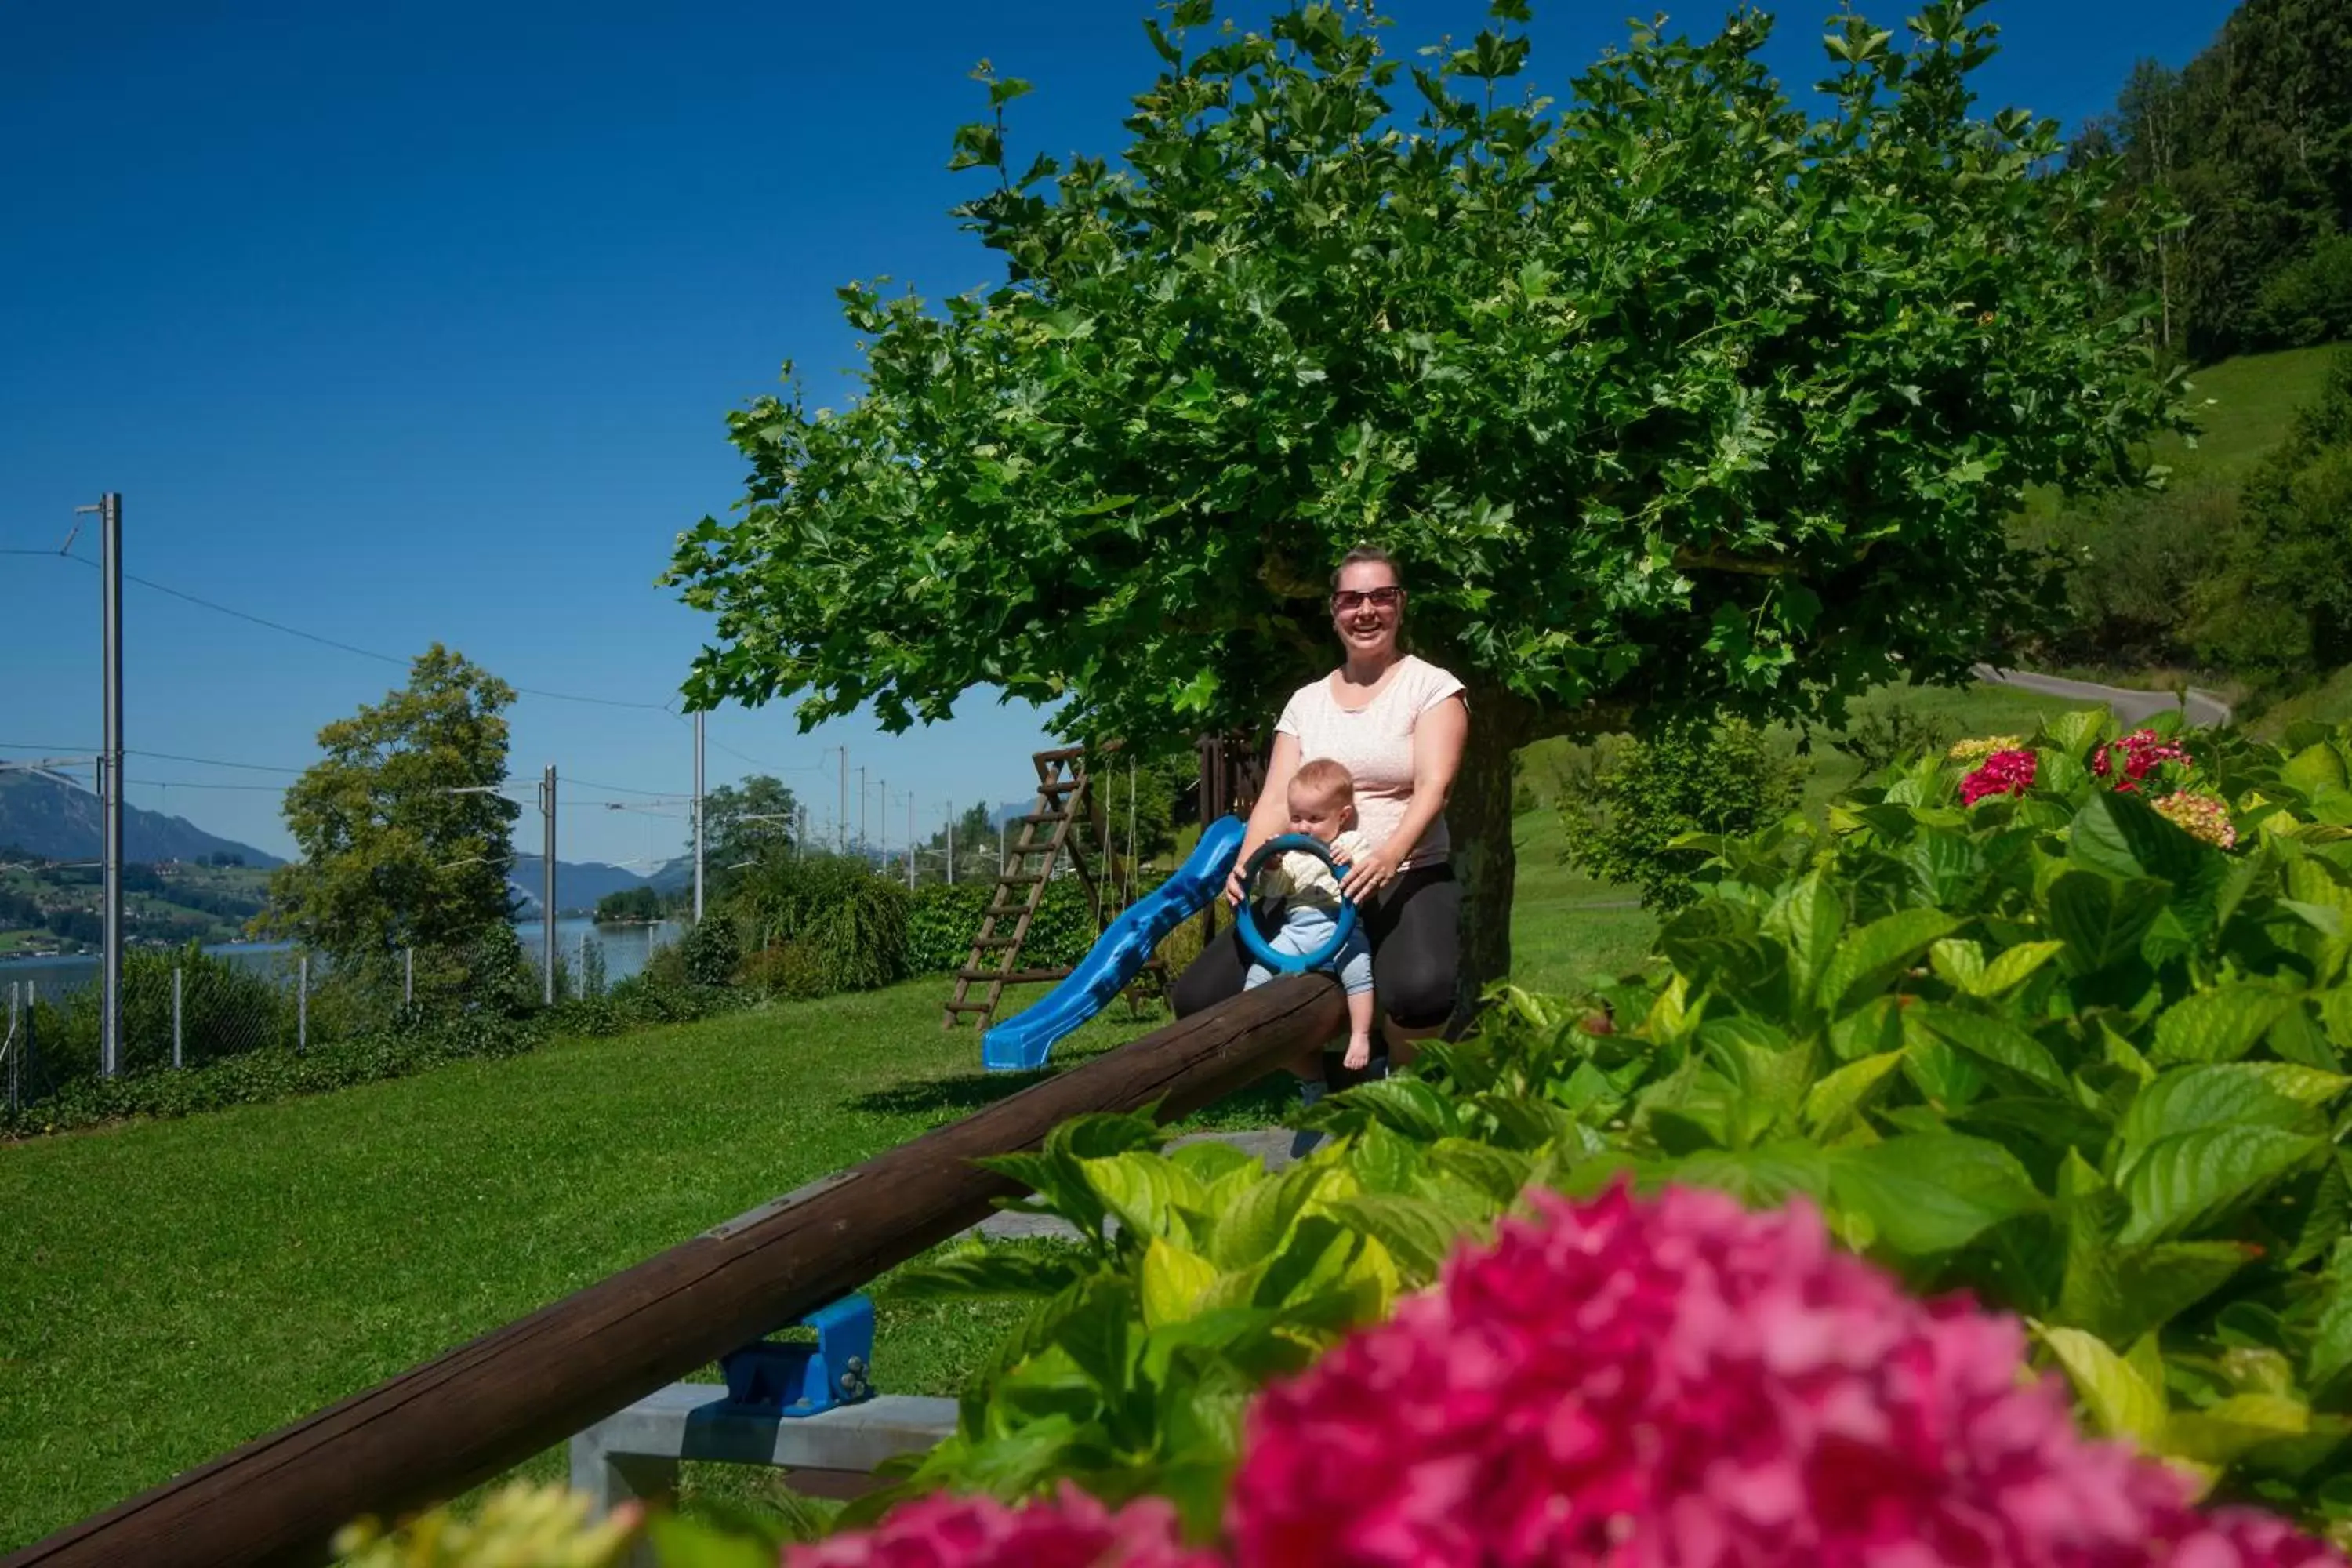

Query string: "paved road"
[[1973, 664, 2234, 729]]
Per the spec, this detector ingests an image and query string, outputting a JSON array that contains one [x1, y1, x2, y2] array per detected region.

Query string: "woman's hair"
[[1330, 544, 1405, 593]]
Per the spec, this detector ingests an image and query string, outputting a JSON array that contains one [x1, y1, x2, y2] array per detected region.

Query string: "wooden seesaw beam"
[[5, 976, 1345, 1568]]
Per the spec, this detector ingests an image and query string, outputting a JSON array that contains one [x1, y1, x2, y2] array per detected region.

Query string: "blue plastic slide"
[[982, 815, 1249, 1072]]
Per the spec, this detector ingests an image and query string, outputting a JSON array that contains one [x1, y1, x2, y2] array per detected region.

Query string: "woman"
[[1171, 546, 1469, 1085]]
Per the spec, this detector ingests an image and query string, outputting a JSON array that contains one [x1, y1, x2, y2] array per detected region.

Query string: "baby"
[[1244, 757, 1377, 1069]]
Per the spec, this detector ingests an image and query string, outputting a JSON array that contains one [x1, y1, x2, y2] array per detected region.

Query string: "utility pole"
[[857, 765, 867, 858], [946, 804, 955, 887], [907, 791, 916, 890], [99, 493, 123, 1079], [837, 746, 848, 854], [691, 712, 705, 921], [878, 778, 887, 866], [540, 764, 557, 1007]]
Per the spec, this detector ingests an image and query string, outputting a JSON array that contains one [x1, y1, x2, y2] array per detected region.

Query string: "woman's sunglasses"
[[1331, 586, 1403, 613]]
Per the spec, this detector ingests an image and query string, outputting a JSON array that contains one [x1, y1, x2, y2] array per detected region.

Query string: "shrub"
[[1559, 716, 1798, 909], [907, 884, 994, 973], [2194, 352, 2352, 677], [723, 854, 909, 994], [1831, 697, 1956, 777], [739, 941, 830, 1002], [678, 912, 741, 988]]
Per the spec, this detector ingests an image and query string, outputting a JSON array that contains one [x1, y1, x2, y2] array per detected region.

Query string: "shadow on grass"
[[845, 1068, 1057, 1120], [845, 1061, 1298, 1134]]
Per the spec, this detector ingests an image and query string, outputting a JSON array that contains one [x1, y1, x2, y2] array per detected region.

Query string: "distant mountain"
[[507, 859, 664, 916], [0, 771, 283, 869]]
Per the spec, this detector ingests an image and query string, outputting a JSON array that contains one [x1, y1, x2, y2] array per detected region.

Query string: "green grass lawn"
[[0, 984, 1252, 1552], [0, 677, 2114, 1552], [2169, 343, 2344, 483]]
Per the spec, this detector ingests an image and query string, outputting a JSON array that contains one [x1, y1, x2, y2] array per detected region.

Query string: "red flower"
[[2093, 729, 2190, 795], [1961, 747, 2038, 805], [1225, 1183, 2331, 1568], [786, 1484, 1218, 1568]]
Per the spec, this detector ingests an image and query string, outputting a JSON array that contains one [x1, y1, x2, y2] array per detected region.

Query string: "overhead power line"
[[15, 546, 677, 712]]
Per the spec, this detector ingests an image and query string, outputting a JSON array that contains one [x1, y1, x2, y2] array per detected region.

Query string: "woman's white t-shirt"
[[1273, 655, 1467, 872]]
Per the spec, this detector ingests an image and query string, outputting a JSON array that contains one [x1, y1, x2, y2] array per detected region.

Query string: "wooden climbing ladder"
[[942, 746, 1109, 1030]]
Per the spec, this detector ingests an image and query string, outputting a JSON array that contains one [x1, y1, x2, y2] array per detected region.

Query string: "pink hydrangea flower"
[[2167, 1509, 2349, 1568], [1961, 746, 2038, 805], [2094, 728, 2191, 794], [1225, 1182, 2325, 1568], [786, 1483, 1218, 1568]]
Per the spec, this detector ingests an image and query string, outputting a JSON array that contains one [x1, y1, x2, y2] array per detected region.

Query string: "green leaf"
[[2045, 872, 2165, 972], [1337, 1077, 1457, 1142], [2117, 1065, 2318, 1155], [1830, 1134, 2047, 1256], [645, 1512, 786, 1568], [2039, 1324, 2169, 1448], [2107, 1242, 2257, 1345], [1139, 1238, 1219, 1329], [1915, 1005, 2069, 1091], [2118, 1127, 2326, 1245], [1324, 1192, 1468, 1283], [1761, 871, 1842, 1001], [1348, 1120, 1422, 1194], [2312, 1240, 2352, 1389], [1930, 938, 1987, 996], [2284, 742, 2349, 795], [1816, 908, 1959, 1013], [1802, 1050, 1906, 1136], [1203, 1163, 1319, 1271], [2165, 1394, 2312, 1466], [2151, 985, 2290, 1066], [2071, 789, 2208, 885], [1168, 1138, 1260, 1185], [888, 1244, 1087, 1299], [1981, 940, 2067, 995], [1425, 1138, 1536, 1207], [1082, 1152, 1204, 1243]]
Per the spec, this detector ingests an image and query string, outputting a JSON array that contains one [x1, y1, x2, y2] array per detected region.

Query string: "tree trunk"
[[1447, 685, 1534, 1019]]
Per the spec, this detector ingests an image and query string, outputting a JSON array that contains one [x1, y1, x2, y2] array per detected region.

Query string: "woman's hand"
[[1338, 842, 1403, 904], [1222, 864, 1249, 909]]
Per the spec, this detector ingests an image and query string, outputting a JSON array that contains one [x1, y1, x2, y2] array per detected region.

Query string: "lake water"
[[0, 917, 687, 1004]]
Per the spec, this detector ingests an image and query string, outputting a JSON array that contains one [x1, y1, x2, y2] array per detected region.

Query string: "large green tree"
[[697, 774, 801, 898], [669, 0, 2184, 993], [259, 645, 520, 989]]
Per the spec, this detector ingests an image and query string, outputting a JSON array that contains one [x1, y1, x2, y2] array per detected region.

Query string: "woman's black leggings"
[[1170, 862, 1461, 1039]]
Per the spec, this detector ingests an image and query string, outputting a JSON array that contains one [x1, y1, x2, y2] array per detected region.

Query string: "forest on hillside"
[[2074, 0, 2352, 362]]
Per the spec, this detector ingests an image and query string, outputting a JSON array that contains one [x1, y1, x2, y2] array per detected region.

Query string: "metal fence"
[[1, 927, 652, 1115]]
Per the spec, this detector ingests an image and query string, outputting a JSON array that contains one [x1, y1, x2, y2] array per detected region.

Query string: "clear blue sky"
[[1, 0, 2238, 867]]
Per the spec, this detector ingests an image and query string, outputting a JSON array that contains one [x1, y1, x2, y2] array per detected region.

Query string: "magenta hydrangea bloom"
[[2172, 1509, 2351, 1568], [786, 1483, 1219, 1568], [1225, 1181, 2310, 1568], [2093, 728, 2191, 794], [1961, 746, 2039, 805]]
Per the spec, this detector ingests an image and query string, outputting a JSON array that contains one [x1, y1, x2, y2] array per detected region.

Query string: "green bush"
[[2194, 352, 2352, 678], [1559, 717, 1798, 909], [905, 710, 2352, 1537], [1829, 699, 1958, 779], [2250, 235, 2352, 352], [720, 853, 909, 994], [679, 912, 742, 988], [906, 877, 1139, 975], [1, 1012, 542, 1138], [738, 941, 830, 1001]]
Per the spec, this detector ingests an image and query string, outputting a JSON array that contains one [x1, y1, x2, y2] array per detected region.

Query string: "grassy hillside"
[[2168, 343, 2345, 481]]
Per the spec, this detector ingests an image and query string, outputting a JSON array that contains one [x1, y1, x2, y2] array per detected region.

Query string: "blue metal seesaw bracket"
[[719, 1294, 875, 1418]]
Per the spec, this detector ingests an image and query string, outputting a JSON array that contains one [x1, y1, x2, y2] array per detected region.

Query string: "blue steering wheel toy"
[[1234, 833, 1361, 975]]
